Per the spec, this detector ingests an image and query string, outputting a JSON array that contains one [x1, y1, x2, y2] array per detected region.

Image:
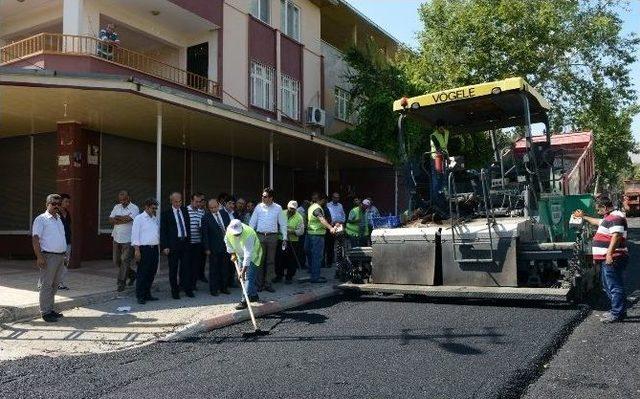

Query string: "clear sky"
[[345, 0, 640, 146]]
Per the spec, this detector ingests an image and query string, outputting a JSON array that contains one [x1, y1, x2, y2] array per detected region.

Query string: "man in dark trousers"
[[132, 198, 160, 304], [201, 198, 231, 296], [160, 192, 193, 299]]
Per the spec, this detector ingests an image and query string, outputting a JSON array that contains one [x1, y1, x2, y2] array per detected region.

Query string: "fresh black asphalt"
[[6, 222, 639, 399], [0, 295, 586, 399], [523, 219, 640, 398]]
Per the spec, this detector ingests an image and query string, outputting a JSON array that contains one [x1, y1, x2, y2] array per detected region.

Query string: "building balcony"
[[0, 32, 221, 99]]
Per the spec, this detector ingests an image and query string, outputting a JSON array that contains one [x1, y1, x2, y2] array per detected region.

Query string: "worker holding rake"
[[225, 219, 263, 310]]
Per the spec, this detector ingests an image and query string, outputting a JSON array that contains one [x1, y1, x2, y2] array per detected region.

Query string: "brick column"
[[56, 121, 100, 269]]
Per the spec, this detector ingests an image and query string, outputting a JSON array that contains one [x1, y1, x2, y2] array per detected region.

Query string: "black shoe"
[[117, 282, 126, 292], [235, 301, 248, 310], [310, 277, 327, 284], [137, 298, 146, 305], [146, 296, 159, 301], [285, 278, 293, 285], [248, 295, 260, 302], [264, 286, 276, 293], [185, 291, 195, 298], [210, 291, 219, 296], [42, 313, 58, 323], [199, 277, 209, 283], [50, 311, 64, 318], [272, 276, 283, 283], [172, 292, 180, 300], [220, 289, 231, 295]]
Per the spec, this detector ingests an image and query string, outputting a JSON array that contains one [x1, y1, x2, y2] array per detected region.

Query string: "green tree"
[[334, 41, 423, 162], [407, 0, 639, 184]]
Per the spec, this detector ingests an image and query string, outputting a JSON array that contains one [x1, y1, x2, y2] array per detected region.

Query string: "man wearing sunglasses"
[[249, 188, 288, 292], [32, 194, 67, 323]]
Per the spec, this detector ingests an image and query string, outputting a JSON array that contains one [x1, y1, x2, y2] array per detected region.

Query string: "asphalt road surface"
[[3, 222, 638, 399], [0, 295, 586, 399]]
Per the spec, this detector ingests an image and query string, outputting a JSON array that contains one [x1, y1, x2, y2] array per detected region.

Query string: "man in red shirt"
[[573, 196, 628, 323]]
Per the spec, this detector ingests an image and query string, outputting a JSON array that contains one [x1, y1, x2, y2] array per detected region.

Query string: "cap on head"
[[362, 199, 371, 207], [227, 219, 243, 235], [287, 200, 298, 210]]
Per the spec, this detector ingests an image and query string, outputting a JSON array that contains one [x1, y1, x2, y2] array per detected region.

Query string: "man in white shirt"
[[109, 190, 140, 292], [32, 194, 67, 323], [160, 192, 193, 299], [132, 198, 160, 304], [326, 192, 346, 267], [249, 188, 288, 292], [202, 199, 231, 296]]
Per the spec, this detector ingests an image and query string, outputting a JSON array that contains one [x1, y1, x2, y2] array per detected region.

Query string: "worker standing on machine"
[[430, 120, 450, 210]]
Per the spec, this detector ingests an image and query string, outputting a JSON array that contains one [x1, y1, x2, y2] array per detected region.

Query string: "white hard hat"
[[362, 199, 371, 207], [287, 200, 298, 209], [227, 219, 243, 235]]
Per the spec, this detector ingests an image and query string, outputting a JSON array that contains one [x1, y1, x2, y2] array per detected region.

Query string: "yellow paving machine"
[[339, 78, 597, 301]]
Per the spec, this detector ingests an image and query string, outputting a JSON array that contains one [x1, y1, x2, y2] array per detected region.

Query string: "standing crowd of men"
[[31, 187, 632, 324], [31, 187, 382, 319]]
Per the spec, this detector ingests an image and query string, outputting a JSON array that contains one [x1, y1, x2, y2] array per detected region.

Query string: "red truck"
[[514, 130, 595, 195], [624, 180, 640, 216]]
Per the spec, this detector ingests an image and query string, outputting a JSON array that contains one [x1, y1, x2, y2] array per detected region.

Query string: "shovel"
[[233, 258, 269, 338]]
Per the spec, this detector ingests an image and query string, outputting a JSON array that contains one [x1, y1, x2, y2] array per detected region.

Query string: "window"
[[335, 87, 350, 122], [281, 74, 300, 120], [251, 61, 275, 111], [280, 0, 300, 41], [251, 0, 271, 23]]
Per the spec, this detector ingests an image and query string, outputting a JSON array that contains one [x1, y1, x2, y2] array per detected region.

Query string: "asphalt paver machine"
[[340, 78, 596, 301]]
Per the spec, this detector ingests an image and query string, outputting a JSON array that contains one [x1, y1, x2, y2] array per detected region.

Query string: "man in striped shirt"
[[187, 193, 206, 291], [573, 196, 628, 323]]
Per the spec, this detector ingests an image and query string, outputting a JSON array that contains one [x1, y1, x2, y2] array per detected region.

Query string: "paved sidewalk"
[[0, 259, 168, 322], [0, 261, 337, 361]]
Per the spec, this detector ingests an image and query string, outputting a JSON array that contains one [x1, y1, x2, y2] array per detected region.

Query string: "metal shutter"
[[32, 133, 57, 221], [100, 134, 155, 229], [0, 136, 30, 230], [274, 165, 294, 205], [233, 157, 265, 201], [192, 151, 232, 200], [161, 146, 185, 206]]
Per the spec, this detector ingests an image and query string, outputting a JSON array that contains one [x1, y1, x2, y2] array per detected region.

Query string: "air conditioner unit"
[[306, 107, 326, 127]]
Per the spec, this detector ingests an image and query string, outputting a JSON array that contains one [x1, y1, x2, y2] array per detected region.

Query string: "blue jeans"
[[600, 256, 627, 318], [240, 262, 259, 300], [430, 159, 446, 210], [307, 234, 325, 281]]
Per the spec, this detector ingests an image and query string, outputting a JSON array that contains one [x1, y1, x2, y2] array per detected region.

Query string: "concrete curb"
[[0, 289, 127, 324], [0, 275, 175, 324], [159, 285, 340, 342]]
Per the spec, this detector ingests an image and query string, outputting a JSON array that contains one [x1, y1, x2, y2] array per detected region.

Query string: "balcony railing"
[[0, 32, 221, 98]]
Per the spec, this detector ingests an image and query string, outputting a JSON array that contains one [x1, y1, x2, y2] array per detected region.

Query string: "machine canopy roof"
[[393, 77, 551, 134]]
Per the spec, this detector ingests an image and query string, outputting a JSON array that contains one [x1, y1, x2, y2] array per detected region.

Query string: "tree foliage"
[[333, 41, 422, 163], [336, 0, 639, 184], [407, 0, 639, 184]]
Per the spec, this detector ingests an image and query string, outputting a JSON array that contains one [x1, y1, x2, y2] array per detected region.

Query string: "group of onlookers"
[[31, 188, 382, 320]]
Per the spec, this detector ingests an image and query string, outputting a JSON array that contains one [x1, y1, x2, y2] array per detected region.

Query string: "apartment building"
[[0, 0, 400, 265]]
